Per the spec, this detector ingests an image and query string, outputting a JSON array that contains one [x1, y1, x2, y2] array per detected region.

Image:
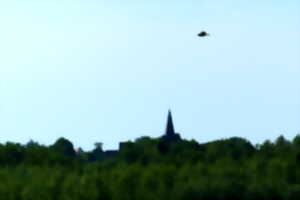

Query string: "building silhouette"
[[98, 110, 182, 160], [161, 110, 181, 142]]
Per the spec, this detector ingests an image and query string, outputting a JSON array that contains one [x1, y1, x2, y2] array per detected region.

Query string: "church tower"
[[162, 110, 181, 142], [165, 110, 175, 136]]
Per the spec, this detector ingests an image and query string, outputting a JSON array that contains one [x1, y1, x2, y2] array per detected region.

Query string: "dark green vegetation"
[[0, 135, 300, 200]]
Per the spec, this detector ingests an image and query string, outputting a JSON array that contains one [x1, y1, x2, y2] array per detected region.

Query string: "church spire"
[[165, 110, 175, 136]]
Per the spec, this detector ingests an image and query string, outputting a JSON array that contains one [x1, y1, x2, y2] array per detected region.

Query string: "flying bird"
[[198, 31, 210, 37]]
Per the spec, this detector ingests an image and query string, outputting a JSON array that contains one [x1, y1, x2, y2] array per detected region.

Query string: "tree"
[[51, 137, 76, 157], [89, 142, 104, 161]]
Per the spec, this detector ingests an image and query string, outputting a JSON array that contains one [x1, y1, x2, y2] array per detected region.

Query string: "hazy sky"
[[1, 1, 300, 150]]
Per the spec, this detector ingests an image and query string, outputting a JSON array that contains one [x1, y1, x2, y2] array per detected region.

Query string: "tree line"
[[0, 134, 300, 200]]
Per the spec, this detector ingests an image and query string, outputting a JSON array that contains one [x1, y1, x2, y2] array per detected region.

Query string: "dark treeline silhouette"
[[0, 134, 300, 200]]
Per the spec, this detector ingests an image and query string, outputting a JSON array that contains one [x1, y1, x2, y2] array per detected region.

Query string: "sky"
[[0, 0, 300, 150]]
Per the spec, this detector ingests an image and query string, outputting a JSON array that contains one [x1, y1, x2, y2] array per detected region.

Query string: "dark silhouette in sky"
[[198, 31, 209, 37]]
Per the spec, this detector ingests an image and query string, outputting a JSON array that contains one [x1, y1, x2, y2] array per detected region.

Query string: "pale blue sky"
[[0, 1, 300, 150]]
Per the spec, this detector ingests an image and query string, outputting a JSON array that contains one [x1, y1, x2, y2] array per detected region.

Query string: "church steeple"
[[165, 110, 175, 136], [161, 110, 181, 143]]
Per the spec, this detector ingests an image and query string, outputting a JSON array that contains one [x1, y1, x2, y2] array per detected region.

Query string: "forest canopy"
[[0, 134, 300, 200]]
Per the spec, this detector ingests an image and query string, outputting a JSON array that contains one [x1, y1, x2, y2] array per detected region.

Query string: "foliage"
[[0, 135, 300, 199]]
